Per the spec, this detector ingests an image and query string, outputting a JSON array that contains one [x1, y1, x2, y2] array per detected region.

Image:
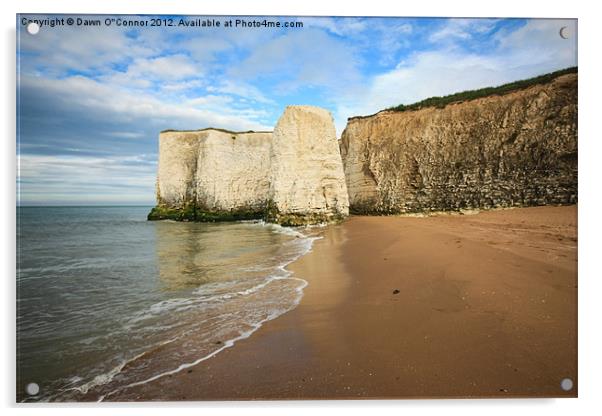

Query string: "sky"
[[16, 15, 577, 205]]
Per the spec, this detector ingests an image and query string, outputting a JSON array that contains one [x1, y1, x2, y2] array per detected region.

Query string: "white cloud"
[[375, 22, 414, 65], [103, 131, 146, 139], [18, 154, 156, 204], [206, 80, 275, 104], [129, 54, 201, 80], [160, 79, 205, 92], [429, 18, 499, 43], [180, 36, 233, 62], [303, 17, 368, 36], [19, 22, 154, 75], [22, 74, 273, 132], [495, 19, 578, 68], [100, 54, 203, 91], [230, 29, 362, 94], [185, 94, 234, 108]]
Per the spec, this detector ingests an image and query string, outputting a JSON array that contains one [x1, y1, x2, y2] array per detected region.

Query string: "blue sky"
[[17, 16, 577, 205]]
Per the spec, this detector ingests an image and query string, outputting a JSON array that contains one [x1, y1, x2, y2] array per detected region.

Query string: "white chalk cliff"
[[269, 106, 349, 224], [149, 106, 349, 225]]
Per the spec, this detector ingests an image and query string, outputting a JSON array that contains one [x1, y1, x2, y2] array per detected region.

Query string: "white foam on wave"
[[126, 276, 292, 327], [48, 335, 182, 401], [241, 219, 308, 238], [100, 277, 311, 402], [125, 280, 240, 325]]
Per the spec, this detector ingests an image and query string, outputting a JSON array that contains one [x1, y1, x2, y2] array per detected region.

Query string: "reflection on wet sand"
[[155, 221, 288, 291]]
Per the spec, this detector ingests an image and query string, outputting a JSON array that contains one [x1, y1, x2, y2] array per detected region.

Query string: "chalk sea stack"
[[267, 106, 349, 225], [148, 105, 350, 225]]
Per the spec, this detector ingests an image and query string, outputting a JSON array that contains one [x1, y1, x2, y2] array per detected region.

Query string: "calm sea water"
[[16, 206, 319, 402]]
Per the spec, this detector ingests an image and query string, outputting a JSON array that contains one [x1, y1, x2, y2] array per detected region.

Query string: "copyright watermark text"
[[20, 16, 304, 30]]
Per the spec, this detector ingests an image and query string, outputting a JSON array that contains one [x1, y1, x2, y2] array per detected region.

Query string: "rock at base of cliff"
[[147, 204, 266, 222]]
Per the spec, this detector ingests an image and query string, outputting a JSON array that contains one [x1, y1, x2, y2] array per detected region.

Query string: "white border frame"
[[3, 1, 600, 415]]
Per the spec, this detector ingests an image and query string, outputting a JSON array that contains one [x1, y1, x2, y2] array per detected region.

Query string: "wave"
[[28, 221, 321, 402], [99, 277, 308, 402]]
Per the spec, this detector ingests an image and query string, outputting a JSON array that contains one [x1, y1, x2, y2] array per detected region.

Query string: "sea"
[[16, 206, 321, 402]]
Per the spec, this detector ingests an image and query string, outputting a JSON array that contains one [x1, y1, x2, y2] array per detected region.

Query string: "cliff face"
[[340, 73, 577, 214], [156, 129, 272, 219], [149, 106, 349, 225], [268, 106, 349, 224]]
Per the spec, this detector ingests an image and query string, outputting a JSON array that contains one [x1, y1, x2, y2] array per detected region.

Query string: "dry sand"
[[112, 205, 577, 400]]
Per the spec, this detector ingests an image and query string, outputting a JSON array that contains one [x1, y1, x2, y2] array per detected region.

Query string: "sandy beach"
[[109, 205, 577, 401]]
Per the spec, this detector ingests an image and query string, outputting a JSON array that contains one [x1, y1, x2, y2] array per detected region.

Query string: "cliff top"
[[161, 106, 332, 135], [160, 127, 272, 134], [282, 105, 332, 117], [348, 66, 577, 121]]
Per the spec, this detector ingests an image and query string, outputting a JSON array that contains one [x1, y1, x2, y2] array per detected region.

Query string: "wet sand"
[[111, 205, 577, 401]]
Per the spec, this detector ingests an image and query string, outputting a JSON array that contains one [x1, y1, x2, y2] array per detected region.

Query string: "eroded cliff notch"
[[148, 106, 349, 225]]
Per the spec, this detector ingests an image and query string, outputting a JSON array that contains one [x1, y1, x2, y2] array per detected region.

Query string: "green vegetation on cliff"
[[349, 67, 577, 120]]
